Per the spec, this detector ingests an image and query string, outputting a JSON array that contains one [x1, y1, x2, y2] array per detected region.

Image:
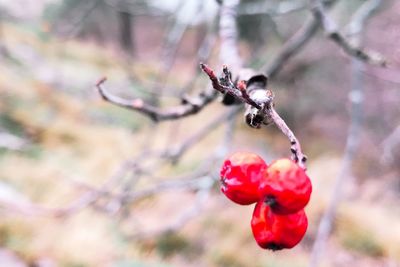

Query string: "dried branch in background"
[[263, 0, 337, 77], [0, 160, 133, 217], [164, 106, 242, 162], [381, 125, 400, 165], [181, 19, 218, 94], [145, 180, 212, 237], [310, 0, 386, 66], [309, 1, 382, 266], [161, 8, 218, 154], [55, 0, 102, 38], [219, 0, 242, 71], [264, 15, 320, 78], [125, 115, 236, 238], [238, 0, 308, 17], [96, 77, 217, 122], [362, 67, 400, 85], [104, 0, 166, 17], [159, 0, 200, 74]]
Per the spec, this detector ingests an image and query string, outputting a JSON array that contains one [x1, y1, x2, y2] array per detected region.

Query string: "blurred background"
[[0, 0, 399, 266]]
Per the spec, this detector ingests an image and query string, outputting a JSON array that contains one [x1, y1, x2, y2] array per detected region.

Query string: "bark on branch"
[[96, 77, 217, 122], [310, 0, 386, 66], [201, 63, 307, 169]]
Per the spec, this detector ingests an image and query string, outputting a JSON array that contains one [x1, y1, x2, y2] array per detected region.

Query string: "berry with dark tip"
[[259, 158, 312, 214], [251, 200, 308, 250]]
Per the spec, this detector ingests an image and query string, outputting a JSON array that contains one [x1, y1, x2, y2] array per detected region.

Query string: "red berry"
[[251, 200, 308, 250], [259, 158, 312, 214], [220, 152, 267, 205]]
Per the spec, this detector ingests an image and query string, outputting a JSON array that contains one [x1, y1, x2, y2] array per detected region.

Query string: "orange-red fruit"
[[259, 158, 312, 214], [251, 200, 308, 250], [220, 152, 267, 205]]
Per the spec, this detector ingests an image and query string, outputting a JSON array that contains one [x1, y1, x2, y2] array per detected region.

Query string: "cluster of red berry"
[[220, 152, 312, 250]]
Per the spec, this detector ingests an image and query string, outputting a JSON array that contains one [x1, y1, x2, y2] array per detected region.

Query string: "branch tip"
[[237, 80, 247, 91], [96, 77, 107, 87]]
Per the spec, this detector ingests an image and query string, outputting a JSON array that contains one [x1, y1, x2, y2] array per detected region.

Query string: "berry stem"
[[268, 105, 307, 169], [264, 196, 276, 206]]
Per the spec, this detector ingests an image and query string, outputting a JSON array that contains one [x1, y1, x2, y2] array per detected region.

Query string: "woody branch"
[[95, 77, 217, 122], [200, 63, 307, 169], [309, 0, 386, 66]]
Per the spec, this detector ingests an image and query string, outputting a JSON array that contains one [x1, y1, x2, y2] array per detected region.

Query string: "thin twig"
[[264, 0, 338, 77], [121, 175, 214, 203], [0, 161, 133, 217], [219, 0, 242, 72], [308, 1, 382, 266], [160, 1, 203, 73], [56, 0, 102, 38], [201, 63, 307, 169], [238, 0, 308, 17], [181, 17, 218, 94], [130, 108, 238, 238], [264, 16, 320, 77], [362, 67, 400, 85], [200, 63, 261, 108], [104, 0, 167, 17], [381, 125, 400, 165], [164, 106, 242, 162], [269, 106, 307, 168], [310, 0, 386, 66], [96, 77, 217, 122]]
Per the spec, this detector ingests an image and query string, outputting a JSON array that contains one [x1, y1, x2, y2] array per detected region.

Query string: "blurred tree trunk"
[[0, 11, 6, 57], [118, 10, 135, 57]]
